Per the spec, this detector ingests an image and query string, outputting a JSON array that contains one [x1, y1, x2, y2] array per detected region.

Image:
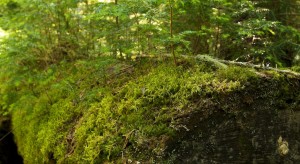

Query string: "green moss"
[[3, 56, 291, 163], [217, 66, 257, 82], [291, 66, 300, 72]]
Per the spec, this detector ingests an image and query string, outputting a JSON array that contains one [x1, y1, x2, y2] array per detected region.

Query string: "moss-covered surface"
[[1, 56, 300, 163], [164, 70, 300, 163]]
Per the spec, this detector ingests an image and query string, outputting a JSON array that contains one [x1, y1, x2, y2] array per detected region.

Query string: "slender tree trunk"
[[115, 0, 122, 57], [56, 0, 62, 45], [135, 13, 142, 55], [169, 0, 177, 65], [85, 0, 93, 57], [214, 7, 220, 57], [115, 0, 119, 26]]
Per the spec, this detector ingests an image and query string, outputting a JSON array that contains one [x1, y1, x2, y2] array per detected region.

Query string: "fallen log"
[[134, 54, 300, 77]]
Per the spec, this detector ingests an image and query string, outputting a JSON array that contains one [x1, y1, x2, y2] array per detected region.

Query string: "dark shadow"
[[0, 118, 23, 164]]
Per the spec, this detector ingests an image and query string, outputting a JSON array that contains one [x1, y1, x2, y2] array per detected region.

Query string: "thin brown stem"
[[169, 0, 177, 65]]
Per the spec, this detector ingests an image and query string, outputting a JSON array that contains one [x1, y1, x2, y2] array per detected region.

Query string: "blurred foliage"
[[0, 0, 299, 68]]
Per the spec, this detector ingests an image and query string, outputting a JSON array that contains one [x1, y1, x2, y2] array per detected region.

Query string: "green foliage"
[[1, 0, 300, 67], [291, 65, 300, 72]]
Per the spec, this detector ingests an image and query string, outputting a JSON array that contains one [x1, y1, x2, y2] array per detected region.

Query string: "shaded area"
[[165, 77, 300, 163], [0, 118, 23, 164], [167, 110, 300, 163]]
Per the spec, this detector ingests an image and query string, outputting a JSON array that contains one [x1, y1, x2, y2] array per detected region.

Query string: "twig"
[[0, 129, 13, 142]]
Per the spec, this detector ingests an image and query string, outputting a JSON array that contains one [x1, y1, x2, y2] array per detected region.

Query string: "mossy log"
[[5, 56, 300, 163], [136, 54, 300, 77], [217, 58, 300, 77]]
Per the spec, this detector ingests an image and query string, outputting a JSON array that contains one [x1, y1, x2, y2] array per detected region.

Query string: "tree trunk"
[[169, 0, 177, 65]]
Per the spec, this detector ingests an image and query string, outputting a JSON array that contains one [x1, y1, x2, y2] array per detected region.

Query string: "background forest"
[[1, 0, 300, 68], [1, 0, 300, 163]]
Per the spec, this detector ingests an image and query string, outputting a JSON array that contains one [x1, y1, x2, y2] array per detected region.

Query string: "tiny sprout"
[[277, 136, 289, 156]]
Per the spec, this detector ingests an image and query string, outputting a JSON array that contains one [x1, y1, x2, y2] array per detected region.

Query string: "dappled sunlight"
[[0, 28, 8, 39], [97, 0, 114, 3]]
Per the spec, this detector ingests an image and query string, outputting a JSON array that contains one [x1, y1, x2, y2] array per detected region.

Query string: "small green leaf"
[[268, 29, 275, 35]]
